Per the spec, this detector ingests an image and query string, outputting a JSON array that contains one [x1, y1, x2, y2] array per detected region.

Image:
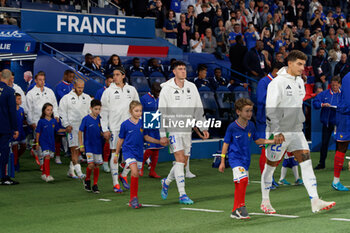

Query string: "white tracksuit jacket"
[[58, 90, 92, 129], [100, 82, 139, 132], [12, 83, 27, 113], [158, 78, 207, 137], [26, 86, 58, 125], [266, 67, 306, 135]]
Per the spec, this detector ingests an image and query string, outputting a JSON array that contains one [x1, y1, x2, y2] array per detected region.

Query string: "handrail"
[[39, 42, 106, 81], [203, 62, 258, 84]]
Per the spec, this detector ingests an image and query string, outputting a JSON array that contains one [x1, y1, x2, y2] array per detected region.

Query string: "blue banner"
[[21, 10, 155, 38], [0, 27, 36, 53]]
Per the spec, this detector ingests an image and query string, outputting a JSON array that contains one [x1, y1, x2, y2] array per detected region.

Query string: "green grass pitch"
[[1, 151, 349, 233]]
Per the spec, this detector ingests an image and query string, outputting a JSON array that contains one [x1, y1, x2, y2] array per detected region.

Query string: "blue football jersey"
[[79, 114, 103, 154], [140, 93, 163, 149], [15, 107, 25, 141], [224, 120, 258, 170], [36, 118, 59, 151], [119, 119, 144, 161]]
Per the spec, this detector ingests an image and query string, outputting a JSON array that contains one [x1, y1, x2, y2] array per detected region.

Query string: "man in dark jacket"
[[243, 40, 267, 80], [313, 76, 342, 170], [0, 69, 19, 185], [312, 48, 331, 91], [334, 53, 350, 79], [229, 35, 247, 83]]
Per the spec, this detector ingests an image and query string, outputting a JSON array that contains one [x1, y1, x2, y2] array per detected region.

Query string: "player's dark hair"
[[197, 64, 207, 73], [129, 100, 142, 112], [286, 50, 307, 62], [64, 69, 74, 76], [85, 53, 92, 58], [235, 98, 254, 111], [107, 54, 121, 66], [173, 61, 187, 69], [132, 57, 140, 63], [35, 71, 46, 80], [105, 74, 113, 80], [214, 67, 221, 72], [15, 93, 21, 97], [331, 76, 341, 84], [113, 66, 126, 75], [91, 99, 101, 108], [272, 62, 285, 71], [40, 102, 54, 119]]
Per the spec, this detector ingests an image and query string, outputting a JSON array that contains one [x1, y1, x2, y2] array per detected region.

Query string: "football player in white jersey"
[[159, 61, 209, 204], [261, 50, 335, 214]]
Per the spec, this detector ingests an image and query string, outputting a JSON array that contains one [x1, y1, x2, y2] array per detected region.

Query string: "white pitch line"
[[181, 208, 224, 213], [125, 203, 161, 207], [98, 199, 112, 202], [331, 218, 350, 222], [250, 213, 299, 218], [142, 204, 161, 207], [250, 181, 261, 184]]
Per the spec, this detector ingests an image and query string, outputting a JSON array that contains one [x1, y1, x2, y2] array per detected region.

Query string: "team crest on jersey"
[[187, 88, 190, 94], [340, 134, 343, 138], [248, 132, 251, 138], [140, 128, 143, 133], [239, 167, 245, 173], [52, 124, 55, 128], [98, 123, 100, 127], [127, 89, 130, 94]]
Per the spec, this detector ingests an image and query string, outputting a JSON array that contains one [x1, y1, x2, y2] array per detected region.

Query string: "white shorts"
[[86, 153, 103, 164], [109, 131, 120, 150], [67, 129, 79, 147], [41, 150, 54, 159], [232, 166, 248, 183], [266, 132, 309, 162], [168, 133, 192, 155], [125, 158, 142, 169]]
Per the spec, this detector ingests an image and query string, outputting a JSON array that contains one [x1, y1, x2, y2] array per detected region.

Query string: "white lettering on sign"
[[93, 17, 105, 34], [0, 30, 26, 38], [57, 15, 67, 31], [56, 15, 127, 35], [0, 44, 11, 50]]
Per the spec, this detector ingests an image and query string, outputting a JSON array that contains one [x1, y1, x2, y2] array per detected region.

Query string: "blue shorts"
[[282, 157, 298, 168], [336, 114, 350, 141]]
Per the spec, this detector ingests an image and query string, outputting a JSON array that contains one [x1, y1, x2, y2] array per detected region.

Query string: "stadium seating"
[[130, 74, 150, 92], [90, 7, 118, 15], [198, 86, 219, 118], [21, 2, 59, 11]]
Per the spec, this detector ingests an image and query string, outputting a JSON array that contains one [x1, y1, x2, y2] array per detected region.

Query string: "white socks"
[[121, 166, 130, 177], [174, 162, 186, 196], [165, 165, 176, 186], [280, 166, 287, 180], [185, 158, 190, 173], [300, 160, 319, 199], [292, 165, 300, 181], [110, 153, 119, 186], [74, 164, 83, 177], [333, 177, 340, 184], [261, 164, 276, 201], [69, 161, 75, 174]]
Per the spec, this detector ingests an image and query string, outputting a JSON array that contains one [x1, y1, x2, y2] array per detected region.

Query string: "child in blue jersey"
[[113, 101, 167, 208], [219, 98, 276, 219], [278, 152, 303, 186], [140, 82, 163, 178], [79, 99, 103, 194], [12, 93, 27, 171], [35, 103, 66, 182]]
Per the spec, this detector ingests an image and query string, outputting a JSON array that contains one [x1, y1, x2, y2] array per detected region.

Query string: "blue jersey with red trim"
[[15, 107, 25, 141], [36, 118, 59, 151], [94, 87, 106, 101], [224, 120, 258, 170], [79, 114, 103, 154], [140, 93, 163, 149], [256, 73, 274, 138], [336, 74, 350, 141], [119, 119, 144, 161], [55, 81, 73, 103]]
